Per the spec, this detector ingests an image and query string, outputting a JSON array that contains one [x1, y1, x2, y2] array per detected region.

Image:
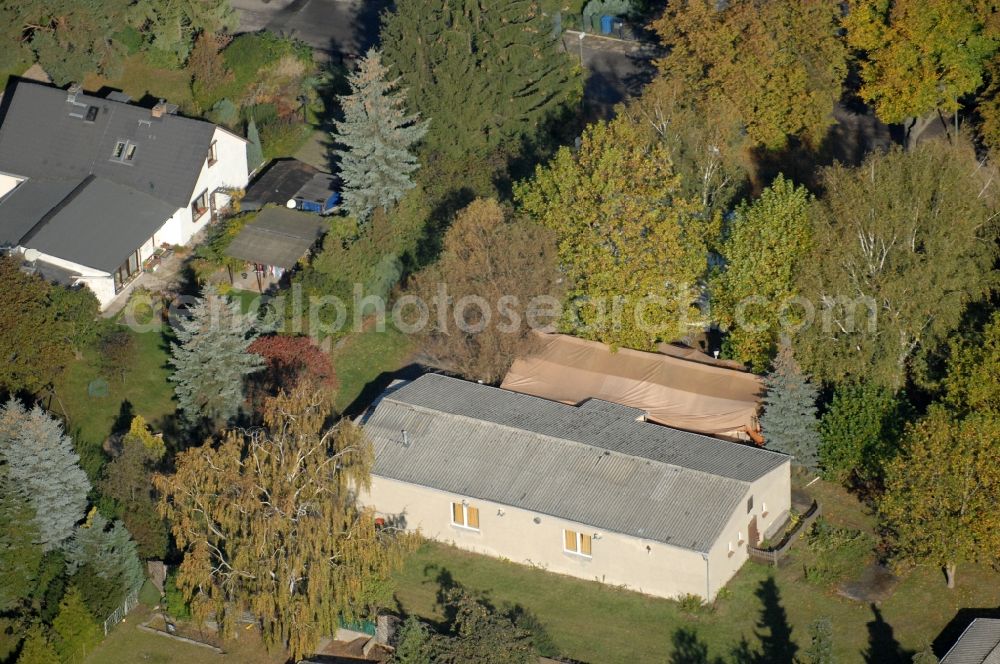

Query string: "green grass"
[[85, 607, 285, 664], [82, 54, 196, 113], [332, 322, 415, 414], [55, 327, 175, 478], [392, 481, 1000, 663]]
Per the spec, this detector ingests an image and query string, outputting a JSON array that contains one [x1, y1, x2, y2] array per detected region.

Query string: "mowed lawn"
[[392, 481, 1000, 664], [333, 322, 416, 414], [55, 326, 176, 477], [82, 53, 196, 112], [84, 607, 286, 664]]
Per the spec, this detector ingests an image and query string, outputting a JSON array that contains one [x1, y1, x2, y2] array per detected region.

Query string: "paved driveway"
[[230, 0, 390, 57]]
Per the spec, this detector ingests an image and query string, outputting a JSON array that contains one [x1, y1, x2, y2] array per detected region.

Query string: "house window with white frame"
[[563, 529, 592, 557], [450, 502, 479, 530]]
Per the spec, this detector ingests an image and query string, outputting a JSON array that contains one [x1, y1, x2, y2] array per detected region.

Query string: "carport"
[[225, 207, 328, 291]]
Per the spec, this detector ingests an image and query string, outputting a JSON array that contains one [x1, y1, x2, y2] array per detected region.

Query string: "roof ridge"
[[403, 373, 789, 463], [384, 394, 753, 487], [18, 174, 94, 246]]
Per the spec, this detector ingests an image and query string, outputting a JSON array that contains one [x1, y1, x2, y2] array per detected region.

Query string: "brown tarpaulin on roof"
[[500, 334, 763, 436]]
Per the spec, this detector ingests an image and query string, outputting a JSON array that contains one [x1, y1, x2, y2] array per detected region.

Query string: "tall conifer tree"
[[760, 343, 822, 469], [0, 401, 91, 551], [169, 285, 264, 426], [333, 48, 428, 221]]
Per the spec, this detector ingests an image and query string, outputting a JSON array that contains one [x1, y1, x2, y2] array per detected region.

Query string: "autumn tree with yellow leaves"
[[653, 0, 847, 150], [844, 0, 1000, 147], [515, 115, 716, 351], [879, 313, 1000, 588], [155, 387, 416, 659]]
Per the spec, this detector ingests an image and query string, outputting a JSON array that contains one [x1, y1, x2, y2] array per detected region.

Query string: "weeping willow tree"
[[155, 386, 416, 658]]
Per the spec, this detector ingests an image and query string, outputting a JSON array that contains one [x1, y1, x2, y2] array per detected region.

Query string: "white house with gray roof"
[[0, 79, 249, 308], [360, 374, 791, 600]]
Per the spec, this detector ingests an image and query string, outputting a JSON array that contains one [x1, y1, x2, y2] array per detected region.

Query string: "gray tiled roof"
[[942, 619, 1000, 664], [18, 176, 175, 272], [0, 178, 81, 246], [362, 374, 789, 552], [0, 80, 220, 208]]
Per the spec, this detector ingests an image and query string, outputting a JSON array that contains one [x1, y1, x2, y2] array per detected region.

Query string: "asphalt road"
[[230, 0, 658, 112], [230, 0, 390, 57], [563, 31, 660, 118]]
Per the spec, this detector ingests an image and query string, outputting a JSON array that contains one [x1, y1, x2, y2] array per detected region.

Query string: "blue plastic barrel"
[[600, 15, 613, 35]]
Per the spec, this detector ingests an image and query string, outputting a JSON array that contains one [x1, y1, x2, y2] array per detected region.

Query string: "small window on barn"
[[112, 141, 126, 159], [747, 496, 754, 513], [563, 529, 592, 558], [450, 502, 479, 530], [85, 106, 99, 122], [207, 140, 218, 166], [125, 143, 137, 161]]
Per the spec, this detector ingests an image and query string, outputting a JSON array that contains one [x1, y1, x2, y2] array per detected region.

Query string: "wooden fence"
[[748, 501, 822, 566]]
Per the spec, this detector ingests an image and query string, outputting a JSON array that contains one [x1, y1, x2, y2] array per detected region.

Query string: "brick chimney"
[[151, 99, 168, 118], [66, 83, 82, 103]]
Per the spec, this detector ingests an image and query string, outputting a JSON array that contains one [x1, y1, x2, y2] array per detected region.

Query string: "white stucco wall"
[[154, 127, 247, 247], [704, 461, 791, 598], [21, 250, 116, 307], [365, 476, 713, 600], [366, 458, 792, 601], [0, 171, 23, 198]]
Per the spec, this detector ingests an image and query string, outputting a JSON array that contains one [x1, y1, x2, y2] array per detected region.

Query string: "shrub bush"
[[163, 570, 191, 620], [260, 118, 313, 160], [802, 519, 874, 587]]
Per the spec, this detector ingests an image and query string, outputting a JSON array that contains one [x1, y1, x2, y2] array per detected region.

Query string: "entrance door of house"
[[748, 516, 760, 546]]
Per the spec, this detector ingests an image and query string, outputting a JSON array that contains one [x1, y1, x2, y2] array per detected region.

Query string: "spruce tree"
[[760, 343, 822, 470], [52, 585, 102, 662], [169, 285, 264, 425], [0, 400, 91, 551], [381, 0, 581, 181], [65, 513, 144, 617], [246, 117, 264, 172], [333, 48, 428, 221]]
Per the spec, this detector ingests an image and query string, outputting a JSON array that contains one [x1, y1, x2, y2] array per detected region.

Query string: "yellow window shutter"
[[467, 506, 479, 529], [452, 503, 463, 525], [580, 534, 592, 556], [564, 529, 576, 551]]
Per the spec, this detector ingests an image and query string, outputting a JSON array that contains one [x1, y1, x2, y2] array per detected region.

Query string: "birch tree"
[[793, 139, 998, 389], [155, 386, 416, 659]]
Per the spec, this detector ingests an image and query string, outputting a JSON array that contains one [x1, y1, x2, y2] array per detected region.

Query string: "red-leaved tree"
[[248, 336, 337, 407]]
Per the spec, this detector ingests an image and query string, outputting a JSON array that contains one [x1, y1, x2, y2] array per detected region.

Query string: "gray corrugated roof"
[[943, 619, 1000, 664], [362, 374, 789, 552], [225, 207, 327, 269], [20, 176, 175, 273], [0, 81, 221, 208], [0, 178, 81, 246], [387, 374, 786, 482]]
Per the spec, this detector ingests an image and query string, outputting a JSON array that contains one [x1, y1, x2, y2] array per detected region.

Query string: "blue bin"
[[600, 15, 614, 35]]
